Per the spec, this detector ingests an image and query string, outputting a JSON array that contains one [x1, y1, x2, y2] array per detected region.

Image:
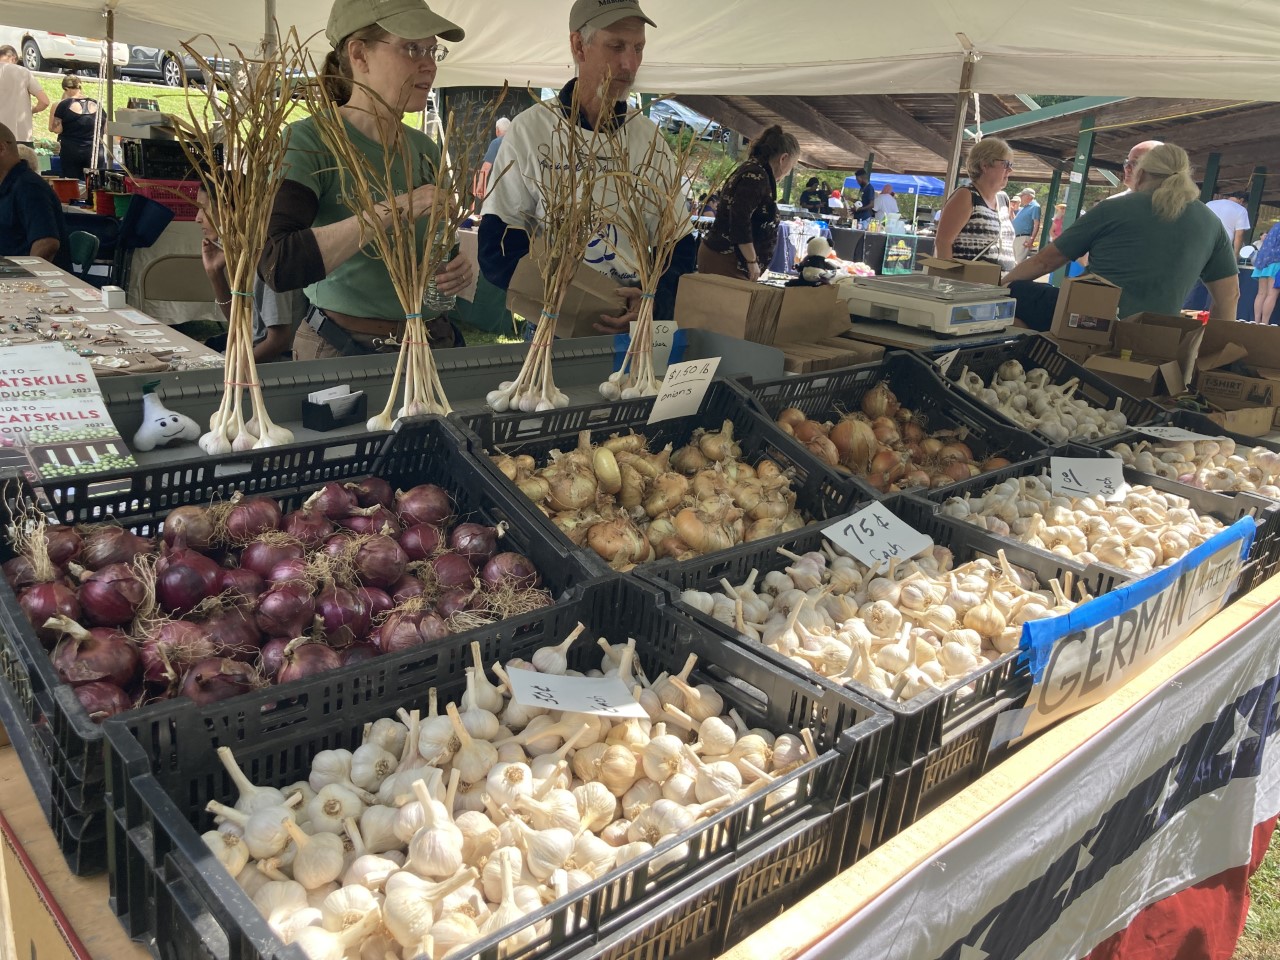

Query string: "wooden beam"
[[1004, 98, 1231, 142], [750, 96, 904, 172], [858, 95, 953, 159], [679, 95, 855, 170]]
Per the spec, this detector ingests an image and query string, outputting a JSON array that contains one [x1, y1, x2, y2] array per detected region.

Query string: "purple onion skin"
[[44, 527, 83, 567], [341, 643, 380, 666], [181, 658, 258, 706], [349, 477, 394, 510], [449, 523, 499, 567], [277, 642, 342, 685], [417, 613, 450, 644], [399, 523, 444, 561], [139, 621, 211, 687], [156, 548, 221, 615], [3, 555, 38, 590], [308, 483, 358, 521], [51, 627, 139, 688], [205, 608, 263, 662], [357, 587, 394, 620], [255, 582, 316, 639], [74, 681, 132, 722], [395, 484, 453, 528], [375, 612, 426, 655], [316, 585, 370, 645], [481, 552, 542, 590], [437, 587, 482, 619], [282, 510, 334, 548], [432, 552, 476, 591], [391, 576, 425, 605], [353, 535, 407, 589], [80, 527, 154, 570], [259, 636, 292, 680], [20, 584, 81, 649], [339, 507, 402, 537], [223, 497, 282, 544], [240, 538, 306, 579], [78, 563, 145, 627], [219, 567, 266, 602]]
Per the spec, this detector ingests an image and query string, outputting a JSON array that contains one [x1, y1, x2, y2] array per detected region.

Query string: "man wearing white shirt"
[[0, 46, 48, 145], [1206, 192, 1251, 256]]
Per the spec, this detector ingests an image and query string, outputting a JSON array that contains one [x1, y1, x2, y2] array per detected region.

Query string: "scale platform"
[[847, 274, 1016, 336]]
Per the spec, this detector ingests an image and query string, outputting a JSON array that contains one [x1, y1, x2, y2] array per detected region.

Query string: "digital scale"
[[845, 274, 1017, 336]]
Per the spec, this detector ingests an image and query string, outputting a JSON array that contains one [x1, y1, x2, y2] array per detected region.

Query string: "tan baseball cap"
[[327, 0, 465, 48], [569, 0, 656, 32]]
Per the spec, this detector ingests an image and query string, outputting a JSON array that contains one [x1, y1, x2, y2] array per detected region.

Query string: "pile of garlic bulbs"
[[1108, 437, 1280, 497], [680, 543, 1085, 702], [203, 638, 815, 960], [941, 475, 1229, 575], [955, 360, 1130, 443]]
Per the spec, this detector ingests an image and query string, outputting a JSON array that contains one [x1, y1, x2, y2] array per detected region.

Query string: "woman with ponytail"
[[1002, 142, 1239, 325]]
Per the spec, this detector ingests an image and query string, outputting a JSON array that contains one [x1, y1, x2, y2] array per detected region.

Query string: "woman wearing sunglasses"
[[934, 136, 1017, 272], [259, 0, 476, 360]]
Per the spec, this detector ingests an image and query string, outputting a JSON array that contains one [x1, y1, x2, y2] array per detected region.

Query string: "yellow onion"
[[804, 435, 840, 467], [829, 418, 876, 472], [861, 383, 900, 419], [791, 420, 827, 444]]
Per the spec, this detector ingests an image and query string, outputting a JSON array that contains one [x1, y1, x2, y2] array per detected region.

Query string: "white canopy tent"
[[0, 0, 1278, 100]]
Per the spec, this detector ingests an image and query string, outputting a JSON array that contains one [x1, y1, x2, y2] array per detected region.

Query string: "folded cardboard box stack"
[[1082, 312, 1205, 399]]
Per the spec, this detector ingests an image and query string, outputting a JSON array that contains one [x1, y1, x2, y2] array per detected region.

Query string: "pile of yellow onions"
[[774, 383, 1012, 494]]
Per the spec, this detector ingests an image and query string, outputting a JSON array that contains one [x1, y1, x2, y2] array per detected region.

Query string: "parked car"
[[121, 45, 202, 86], [0, 27, 128, 74], [649, 100, 725, 141]]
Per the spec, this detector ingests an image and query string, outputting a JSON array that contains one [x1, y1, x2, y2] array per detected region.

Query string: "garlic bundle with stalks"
[[681, 541, 1086, 702], [1108, 437, 1280, 499], [955, 361, 1129, 442], [210, 626, 820, 960], [943, 473, 1228, 575]]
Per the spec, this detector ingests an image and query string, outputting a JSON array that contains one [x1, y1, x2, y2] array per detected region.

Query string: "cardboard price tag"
[[934, 348, 960, 376], [648, 357, 720, 425], [1139, 425, 1222, 444], [822, 501, 933, 567], [630, 320, 677, 376], [1050, 457, 1126, 499], [506, 668, 649, 719]]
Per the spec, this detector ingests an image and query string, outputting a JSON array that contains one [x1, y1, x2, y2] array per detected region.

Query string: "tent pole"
[[263, 0, 277, 56], [1039, 167, 1062, 250], [943, 55, 976, 196], [1246, 166, 1267, 244], [105, 5, 114, 159], [1199, 152, 1221, 203], [1051, 115, 1096, 286]]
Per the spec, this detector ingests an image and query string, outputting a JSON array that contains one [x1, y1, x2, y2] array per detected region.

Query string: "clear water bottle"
[[423, 271, 456, 314]]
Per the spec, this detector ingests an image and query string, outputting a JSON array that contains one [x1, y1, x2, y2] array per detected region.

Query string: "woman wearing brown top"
[[697, 125, 798, 281]]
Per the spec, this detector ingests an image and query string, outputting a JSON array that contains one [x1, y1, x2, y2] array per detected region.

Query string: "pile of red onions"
[[2, 481, 549, 723]]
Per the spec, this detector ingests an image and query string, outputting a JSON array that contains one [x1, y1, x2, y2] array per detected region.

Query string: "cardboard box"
[[675, 274, 848, 345], [778, 339, 883, 373], [1116, 313, 1205, 389], [1085, 352, 1183, 399], [506, 255, 625, 339], [1050, 273, 1121, 346], [1049, 337, 1094, 366], [1194, 319, 1280, 411], [1204, 405, 1280, 437], [1, 816, 79, 960], [920, 256, 1003, 286]]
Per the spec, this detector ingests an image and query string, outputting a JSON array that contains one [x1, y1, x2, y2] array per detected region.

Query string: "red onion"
[[224, 497, 282, 544], [240, 536, 306, 579], [347, 477, 394, 509], [44, 527, 82, 567], [268, 557, 311, 583], [391, 576, 425, 605], [219, 567, 266, 602], [375, 611, 427, 655], [352, 535, 407, 589], [395, 484, 453, 528], [357, 587, 394, 620], [181, 658, 259, 705], [320, 534, 351, 561], [305, 482, 358, 520], [400, 523, 444, 561], [316, 584, 370, 645], [418, 613, 449, 644], [481, 552, 541, 590], [139, 621, 212, 687], [74, 680, 132, 722], [432, 552, 476, 590], [255, 582, 316, 638], [341, 643, 380, 666], [437, 586, 481, 619], [163, 506, 216, 551], [19, 583, 81, 649], [282, 509, 334, 548], [156, 547, 222, 614], [259, 636, 292, 679], [78, 562, 146, 627], [449, 523, 499, 567], [48, 616, 139, 688], [339, 506, 402, 537], [3, 555, 38, 590], [205, 607, 263, 662], [277, 637, 342, 685], [80, 526, 153, 570]]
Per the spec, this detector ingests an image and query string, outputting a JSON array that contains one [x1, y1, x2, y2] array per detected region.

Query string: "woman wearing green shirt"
[[260, 0, 475, 360]]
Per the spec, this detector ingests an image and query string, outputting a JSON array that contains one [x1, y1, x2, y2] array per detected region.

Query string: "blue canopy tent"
[[844, 174, 946, 226]]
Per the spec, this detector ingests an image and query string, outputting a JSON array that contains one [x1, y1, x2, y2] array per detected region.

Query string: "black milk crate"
[[120, 139, 217, 181], [741, 352, 1047, 502], [103, 576, 891, 960], [936, 334, 1164, 445], [453, 379, 855, 577], [917, 445, 1280, 599], [0, 417, 592, 875], [0, 670, 52, 824]]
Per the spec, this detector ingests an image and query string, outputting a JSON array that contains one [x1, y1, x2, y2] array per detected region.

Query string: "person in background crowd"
[[1206, 191, 1251, 257], [1051, 201, 1066, 239], [852, 169, 874, 224], [1249, 220, 1280, 324], [798, 176, 826, 216], [0, 46, 47, 146], [934, 137, 1016, 271], [1108, 140, 1164, 200], [471, 115, 510, 206], [480, 0, 694, 335], [1012, 186, 1041, 262], [1008, 194, 1021, 218], [260, 0, 475, 360], [1002, 143, 1238, 328], [873, 184, 899, 220], [696, 124, 798, 281], [198, 185, 307, 362], [0, 123, 70, 268], [48, 76, 101, 183]]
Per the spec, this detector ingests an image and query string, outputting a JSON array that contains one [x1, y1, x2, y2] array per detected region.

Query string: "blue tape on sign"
[[1019, 516, 1257, 683], [611, 329, 689, 373]]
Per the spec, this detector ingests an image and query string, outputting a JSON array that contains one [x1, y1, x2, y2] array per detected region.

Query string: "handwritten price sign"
[[1050, 457, 1126, 500], [648, 357, 721, 424], [822, 501, 934, 568], [631, 320, 678, 376], [1139, 425, 1222, 443], [934, 348, 960, 376], [506, 668, 649, 719]]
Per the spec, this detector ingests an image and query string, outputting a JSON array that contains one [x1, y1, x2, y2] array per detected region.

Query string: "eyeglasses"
[[1123, 159, 1135, 168], [372, 39, 449, 62], [1000, 160, 1015, 170]]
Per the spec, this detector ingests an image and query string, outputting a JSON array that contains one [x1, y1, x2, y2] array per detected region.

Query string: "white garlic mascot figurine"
[[133, 381, 200, 452]]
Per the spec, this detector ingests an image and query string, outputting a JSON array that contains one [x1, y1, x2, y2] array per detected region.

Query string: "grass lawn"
[[1239, 829, 1280, 959]]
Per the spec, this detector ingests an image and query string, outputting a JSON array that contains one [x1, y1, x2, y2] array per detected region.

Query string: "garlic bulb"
[[306, 784, 366, 835], [206, 800, 297, 860], [203, 829, 249, 876], [530, 623, 585, 675], [350, 743, 399, 793], [446, 703, 498, 785], [218, 747, 287, 813], [504, 811, 573, 880], [407, 780, 464, 879], [479, 856, 534, 954], [383, 869, 478, 949], [283, 820, 345, 890]]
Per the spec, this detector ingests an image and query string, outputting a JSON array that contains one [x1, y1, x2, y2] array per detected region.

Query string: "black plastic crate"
[[937, 334, 1164, 444], [103, 575, 891, 960], [0, 417, 593, 875], [453, 379, 855, 576], [120, 139, 202, 181], [918, 445, 1280, 599], [741, 352, 1047, 502]]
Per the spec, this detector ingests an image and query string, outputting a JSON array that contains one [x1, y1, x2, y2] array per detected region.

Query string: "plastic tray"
[[937, 334, 1164, 444], [0, 417, 593, 875], [918, 444, 1280, 599], [123, 178, 200, 220], [454, 379, 856, 577], [742, 352, 1047, 502], [103, 575, 891, 960]]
